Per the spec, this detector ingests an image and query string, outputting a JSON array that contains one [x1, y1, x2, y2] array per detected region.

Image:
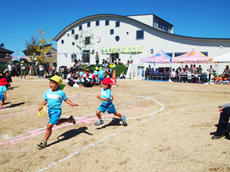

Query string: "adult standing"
[[39, 64, 44, 78], [20, 61, 26, 79], [208, 65, 215, 82], [95, 52, 99, 67], [223, 65, 230, 78], [7, 63, 12, 76]]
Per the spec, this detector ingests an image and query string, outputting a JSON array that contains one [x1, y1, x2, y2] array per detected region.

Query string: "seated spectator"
[[120, 72, 126, 79], [211, 104, 230, 139], [67, 71, 79, 87]]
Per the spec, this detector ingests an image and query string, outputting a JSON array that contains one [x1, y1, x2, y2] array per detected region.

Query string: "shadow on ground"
[[96, 118, 123, 130], [5, 102, 25, 108], [47, 127, 93, 147]]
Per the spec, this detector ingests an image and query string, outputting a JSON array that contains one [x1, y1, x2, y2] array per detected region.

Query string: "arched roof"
[[54, 14, 230, 43]]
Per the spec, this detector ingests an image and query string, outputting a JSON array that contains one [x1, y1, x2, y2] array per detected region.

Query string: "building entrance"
[[109, 53, 119, 63]]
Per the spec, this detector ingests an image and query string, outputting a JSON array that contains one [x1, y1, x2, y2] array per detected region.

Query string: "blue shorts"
[[99, 77, 104, 81], [98, 102, 116, 114], [48, 109, 62, 125], [0, 94, 4, 101]]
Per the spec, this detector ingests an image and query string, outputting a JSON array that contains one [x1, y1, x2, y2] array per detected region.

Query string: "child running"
[[37, 75, 78, 150], [95, 77, 127, 126], [0, 77, 7, 109]]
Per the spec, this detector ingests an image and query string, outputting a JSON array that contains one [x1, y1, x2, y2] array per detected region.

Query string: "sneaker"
[[122, 115, 127, 126], [68, 115, 76, 124], [95, 119, 104, 126], [37, 140, 47, 150]]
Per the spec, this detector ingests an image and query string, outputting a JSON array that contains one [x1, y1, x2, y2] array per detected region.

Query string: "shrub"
[[112, 64, 127, 77]]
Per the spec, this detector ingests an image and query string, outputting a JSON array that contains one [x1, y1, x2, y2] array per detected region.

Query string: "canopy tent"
[[213, 52, 230, 62], [141, 50, 172, 63], [173, 49, 211, 63]]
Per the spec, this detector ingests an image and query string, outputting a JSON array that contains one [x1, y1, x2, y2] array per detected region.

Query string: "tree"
[[72, 30, 94, 63], [35, 30, 53, 63]]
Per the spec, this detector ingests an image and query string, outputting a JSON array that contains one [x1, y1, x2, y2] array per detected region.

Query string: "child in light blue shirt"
[[37, 75, 78, 150], [95, 78, 127, 126]]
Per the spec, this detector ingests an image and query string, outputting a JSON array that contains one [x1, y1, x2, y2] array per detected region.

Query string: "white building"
[[54, 14, 230, 73]]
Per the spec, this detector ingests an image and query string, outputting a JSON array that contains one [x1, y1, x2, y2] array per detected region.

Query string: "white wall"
[[56, 15, 230, 75], [127, 15, 153, 27]]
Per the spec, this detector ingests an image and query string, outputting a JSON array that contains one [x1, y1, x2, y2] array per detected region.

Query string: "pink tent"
[[141, 50, 172, 63], [173, 49, 211, 63]]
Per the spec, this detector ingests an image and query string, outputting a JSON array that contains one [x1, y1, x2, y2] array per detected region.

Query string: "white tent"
[[213, 52, 230, 62]]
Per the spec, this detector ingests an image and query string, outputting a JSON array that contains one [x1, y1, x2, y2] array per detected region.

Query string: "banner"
[[101, 46, 143, 54]]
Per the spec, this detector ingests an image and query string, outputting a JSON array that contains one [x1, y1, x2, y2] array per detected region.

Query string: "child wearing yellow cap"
[[37, 75, 78, 150]]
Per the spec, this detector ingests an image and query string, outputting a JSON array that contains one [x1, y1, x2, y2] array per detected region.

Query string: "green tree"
[[35, 30, 53, 63]]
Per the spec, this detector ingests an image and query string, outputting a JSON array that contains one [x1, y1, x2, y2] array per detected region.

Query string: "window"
[[75, 34, 78, 40], [79, 25, 82, 30], [175, 52, 186, 57], [105, 20, 109, 26], [67, 33, 69, 37], [96, 20, 100, 26], [87, 22, 90, 27], [71, 29, 75, 34], [115, 21, 120, 27], [166, 53, 172, 57], [85, 37, 90, 45], [61, 40, 64, 44], [71, 53, 77, 62], [115, 36, 120, 42], [202, 52, 208, 56], [110, 29, 114, 35], [136, 30, 144, 40], [72, 42, 75, 46]]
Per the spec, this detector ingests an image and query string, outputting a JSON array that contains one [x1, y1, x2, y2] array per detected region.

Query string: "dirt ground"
[[0, 76, 230, 172]]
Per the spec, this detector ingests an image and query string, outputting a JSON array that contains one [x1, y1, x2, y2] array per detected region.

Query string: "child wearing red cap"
[[95, 77, 127, 126], [0, 77, 7, 109]]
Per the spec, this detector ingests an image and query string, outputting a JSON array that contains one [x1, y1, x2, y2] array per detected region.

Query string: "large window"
[[136, 30, 144, 40], [61, 40, 64, 44], [79, 25, 82, 30], [85, 37, 90, 45]]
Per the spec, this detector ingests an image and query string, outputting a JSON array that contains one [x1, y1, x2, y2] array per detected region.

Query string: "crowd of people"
[[144, 64, 230, 84], [65, 66, 114, 88]]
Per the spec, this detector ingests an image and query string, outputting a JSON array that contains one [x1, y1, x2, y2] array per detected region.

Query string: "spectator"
[[95, 52, 99, 66], [120, 71, 126, 79], [211, 104, 230, 139], [20, 61, 26, 79], [208, 65, 215, 82], [223, 65, 230, 78], [39, 64, 44, 78]]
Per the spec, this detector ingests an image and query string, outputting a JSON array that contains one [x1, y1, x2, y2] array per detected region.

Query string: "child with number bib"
[[95, 78, 127, 126], [37, 75, 78, 150]]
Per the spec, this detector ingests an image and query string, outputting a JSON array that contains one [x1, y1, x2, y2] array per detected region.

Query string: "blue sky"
[[1, 0, 230, 57]]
